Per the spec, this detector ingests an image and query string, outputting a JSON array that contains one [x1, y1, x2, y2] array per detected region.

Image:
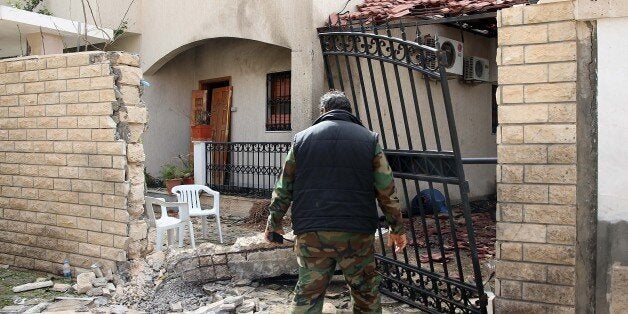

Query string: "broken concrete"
[[76, 272, 96, 294], [51, 283, 71, 292], [168, 233, 298, 283], [11, 280, 53, 293]]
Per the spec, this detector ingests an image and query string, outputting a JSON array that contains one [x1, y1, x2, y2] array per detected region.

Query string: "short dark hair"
[[320, 90, 352, 113]]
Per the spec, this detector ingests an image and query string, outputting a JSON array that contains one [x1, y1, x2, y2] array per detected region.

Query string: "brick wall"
[[0, 52, 148, 274], [495, 1, 580, 312]]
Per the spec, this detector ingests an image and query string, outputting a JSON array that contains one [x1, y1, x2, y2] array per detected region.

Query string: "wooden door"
[[209, 86, 233, 185], [191, 90, 207, 126]]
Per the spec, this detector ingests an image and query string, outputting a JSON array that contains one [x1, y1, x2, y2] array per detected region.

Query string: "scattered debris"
[[11, 281, 53, 293], [50, 283, 71, 293]]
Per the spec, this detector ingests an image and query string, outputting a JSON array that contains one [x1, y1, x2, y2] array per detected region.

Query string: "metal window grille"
[[266, 71, 291, 131]]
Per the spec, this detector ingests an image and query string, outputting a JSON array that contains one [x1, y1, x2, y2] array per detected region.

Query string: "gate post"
[[193, 141, 207, 185], [494, 0, 593, 312]]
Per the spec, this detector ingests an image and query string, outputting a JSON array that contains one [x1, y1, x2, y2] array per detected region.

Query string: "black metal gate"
[[319, 21, 488, 313]]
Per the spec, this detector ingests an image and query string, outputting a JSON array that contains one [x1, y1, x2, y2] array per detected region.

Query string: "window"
[[266, 71, 291, 131]]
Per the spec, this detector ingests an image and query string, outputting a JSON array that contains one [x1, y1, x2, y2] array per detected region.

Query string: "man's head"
[[319, 90, 352, 114]]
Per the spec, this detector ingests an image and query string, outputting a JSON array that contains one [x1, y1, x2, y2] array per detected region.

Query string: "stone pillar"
[[193, 141, 207, 185], [495, 1, 583, 312]]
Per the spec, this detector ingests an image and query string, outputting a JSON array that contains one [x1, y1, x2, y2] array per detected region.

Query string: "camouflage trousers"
[[290, 231, 382, 314]]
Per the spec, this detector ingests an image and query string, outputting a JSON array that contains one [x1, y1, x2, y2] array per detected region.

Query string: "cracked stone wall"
[[0, 51, 148, 274]]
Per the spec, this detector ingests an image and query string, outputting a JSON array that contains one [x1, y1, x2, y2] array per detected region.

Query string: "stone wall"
[[494, 1, 582, 312], [0, 51, 148, 274]]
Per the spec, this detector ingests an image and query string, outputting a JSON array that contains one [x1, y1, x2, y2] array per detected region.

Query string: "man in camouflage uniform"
[[265, 91, 407, 313]]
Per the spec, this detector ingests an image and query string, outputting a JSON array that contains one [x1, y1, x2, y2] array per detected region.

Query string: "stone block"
[[76, 271, 95, 294], [523, 243, 575, 265], [525, 42, 576, 63], [101, 246, 126, 262], [500, 64, 548, 85], [0, 72, 19, 84], [119, 85, 141, 105], [78, 90, 100, 103], [548, 21, 577, 42], [44, 80, 66, 92], [103, 221, 128, 236], [89, 155, 113, 168], [524, 204, 576, 225], [122, 107, 147, 123], [501, 5, 523, 26], [501, 85, 524, 104], [6, 83, 24, 95], [497, 222, 546, 243], [501, 46, 523, 65], [45, 104, 67, 117], [549, 185, 576, 205], [548, 103, 576, 123], [79, 192, 103, 206], [523, 1, 574, 23], [128, 221, 147, 241], [524, 82, 576, 103], [499, 104, 548, 124], [108, 52, 140, 67], [114, 66, 142, 86], [498, 183, 548, 204], [25, 59, 47, 71], [6, 60, 25, 72], [522, 282, 574, 305], [498, 24, 547, 46], [126, 144, 145, 163], [58, 117, 77, 128], [67, 129, 91, 141], [91, 76, 114, 89], [88, 231, 114, 246], [547, 265, 575, 286], [498, 145, 547, 164], [499, 203, 523, 222], [19, 70, 38, 83], [524, 124, 576, 144], [496, 260, 546, 282], [97, 142, 126, 155], [549, 62, 576, 82], [66, 53, 92, 67], [99, 90, 116, 102], [91, 129, 116, 142], [80, 65, 104, 78], [58, 67, 80, 79], [500, 242, 523, 261], [46, 56, 67, 69], [546, 225, 576, 245], [59, 91, 78, 104], [502, 165, 523, 183], [524, 165, 576, 184]]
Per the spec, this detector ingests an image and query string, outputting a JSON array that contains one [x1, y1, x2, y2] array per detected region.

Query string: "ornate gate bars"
[[319, 21, 488, 313]]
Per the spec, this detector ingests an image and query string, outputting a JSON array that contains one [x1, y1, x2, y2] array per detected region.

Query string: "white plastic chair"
[[171, 184, 223, 243], [144, 196, 196, 251]]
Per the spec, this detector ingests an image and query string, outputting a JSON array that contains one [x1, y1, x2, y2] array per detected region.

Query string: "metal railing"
[[204, 142, 291, 198]]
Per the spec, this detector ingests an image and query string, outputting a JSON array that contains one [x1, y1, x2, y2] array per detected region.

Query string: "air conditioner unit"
[[424, 35, 464, 76], [464, 56, 490, 82]]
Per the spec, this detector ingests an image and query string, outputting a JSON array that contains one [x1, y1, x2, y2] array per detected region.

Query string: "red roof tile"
[[332, 0, 528, 24]]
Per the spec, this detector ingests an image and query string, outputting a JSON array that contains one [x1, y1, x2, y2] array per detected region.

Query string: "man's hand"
[[264, 228, 285, 245], [387, 233, 407, 253]]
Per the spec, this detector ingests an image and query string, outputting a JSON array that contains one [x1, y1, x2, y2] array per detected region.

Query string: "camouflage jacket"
[[266, 143, 405, 235]]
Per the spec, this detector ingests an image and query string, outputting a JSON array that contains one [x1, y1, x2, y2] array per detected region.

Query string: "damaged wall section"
[[0, 51, 148, 274]]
